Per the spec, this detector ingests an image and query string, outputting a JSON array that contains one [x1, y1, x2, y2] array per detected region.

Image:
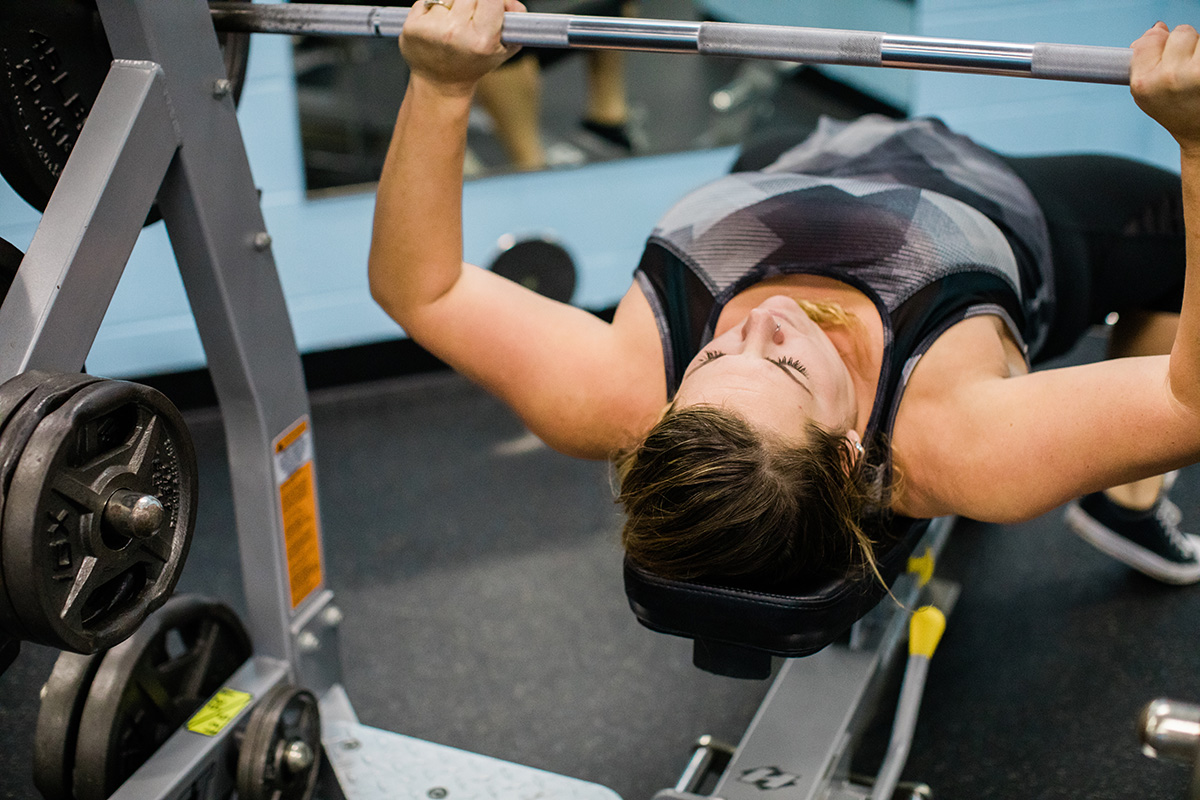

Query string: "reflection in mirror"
[[293, 0, 904, 194]]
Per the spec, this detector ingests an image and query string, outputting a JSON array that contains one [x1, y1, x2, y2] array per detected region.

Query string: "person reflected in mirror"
[[474, 0, 638, 170], [372, 2, 1200, 589]]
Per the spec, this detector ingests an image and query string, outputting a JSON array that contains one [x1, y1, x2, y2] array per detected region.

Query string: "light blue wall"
[[700, 0, 1191, 166], [909, 0, 1181, 166], [2, 0, 1195, 378], [0, 5, 736, 378]]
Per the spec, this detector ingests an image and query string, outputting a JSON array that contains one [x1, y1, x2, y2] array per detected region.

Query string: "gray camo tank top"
[[633, 115, 1054, 450]]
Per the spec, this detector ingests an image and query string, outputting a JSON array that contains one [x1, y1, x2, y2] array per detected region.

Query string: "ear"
[[844, 429, 865, 464]]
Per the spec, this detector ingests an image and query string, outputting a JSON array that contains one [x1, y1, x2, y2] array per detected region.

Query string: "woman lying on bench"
[[369, 1, 1200, 588]]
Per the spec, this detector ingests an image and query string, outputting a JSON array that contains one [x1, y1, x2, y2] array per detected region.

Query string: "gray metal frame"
[[6, 2, 956, 796], [703, 518, 956, 800]]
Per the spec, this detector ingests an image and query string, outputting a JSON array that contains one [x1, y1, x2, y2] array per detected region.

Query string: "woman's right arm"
[[368, 0, 667, 458]]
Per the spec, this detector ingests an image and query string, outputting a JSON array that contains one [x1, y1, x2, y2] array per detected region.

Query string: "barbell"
[[208, 2, 1135, 85]]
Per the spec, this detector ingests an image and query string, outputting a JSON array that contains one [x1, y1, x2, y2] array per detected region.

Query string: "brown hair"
[[613, 404, 885, 585]]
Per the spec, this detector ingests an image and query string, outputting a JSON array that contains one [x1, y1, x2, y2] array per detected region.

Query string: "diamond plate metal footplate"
[[323, 721, 623, 800]]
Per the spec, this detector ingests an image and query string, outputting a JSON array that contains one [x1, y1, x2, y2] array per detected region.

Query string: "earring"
[[848, 436, 864, 459]]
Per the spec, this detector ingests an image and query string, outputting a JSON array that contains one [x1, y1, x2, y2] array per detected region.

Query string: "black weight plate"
[[33, 650, 105, 800], [0, 0, 251, 216], [489, 236, 578, 304], [0, 0, 110, 215], [1, 378, 198, 653], [72, 594, 253, 800], [236, 684, 322, 800], [0, 370, 99, 643]]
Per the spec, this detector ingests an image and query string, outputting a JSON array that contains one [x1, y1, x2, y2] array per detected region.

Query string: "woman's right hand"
[[1131, 22, 1200, 153], [400, 0, 527, 97]]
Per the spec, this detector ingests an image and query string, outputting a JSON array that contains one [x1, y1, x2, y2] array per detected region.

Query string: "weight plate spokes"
[[72, 594, 253, 800], [0, 378, 198, 652], [237, 684, 322, 800]]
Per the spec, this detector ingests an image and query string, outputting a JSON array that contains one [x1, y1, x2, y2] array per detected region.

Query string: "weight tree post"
[[0, 62, 178, 375], [92, 0, 344, 696]]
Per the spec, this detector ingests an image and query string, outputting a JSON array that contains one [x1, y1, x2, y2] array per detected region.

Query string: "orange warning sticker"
[[273, 418, 323, 608]]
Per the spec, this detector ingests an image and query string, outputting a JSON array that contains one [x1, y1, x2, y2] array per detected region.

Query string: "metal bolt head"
[[283, 740, 316, 775], [213, 78, 233, 98], [103, 489, 165, 540], [427, 789, 448, 799], [296, 631, 320, 653], [320, 605, 344, 628], [253, 232, 272, 251]]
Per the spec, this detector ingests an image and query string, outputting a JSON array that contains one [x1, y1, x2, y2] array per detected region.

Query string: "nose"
[[742, 308, 783, 353]]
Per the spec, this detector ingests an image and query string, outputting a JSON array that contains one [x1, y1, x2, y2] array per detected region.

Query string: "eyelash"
[[771, 356, 809, 377], [697, 350, 808, 378]]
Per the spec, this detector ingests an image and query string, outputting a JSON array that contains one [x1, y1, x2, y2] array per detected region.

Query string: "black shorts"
[[734, 127, 1187, 364], [999, 154, 1185, 362]]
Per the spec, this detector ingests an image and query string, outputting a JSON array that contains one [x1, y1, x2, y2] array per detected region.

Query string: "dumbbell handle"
[[208, 3, 1132, 85]]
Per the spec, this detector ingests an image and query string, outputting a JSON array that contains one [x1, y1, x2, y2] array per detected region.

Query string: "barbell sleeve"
[[207, 3, 1133, 85]]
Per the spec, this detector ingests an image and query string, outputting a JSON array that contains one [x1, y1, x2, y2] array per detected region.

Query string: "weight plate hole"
[[71, 404, 137, 468], [165, 627, 186, 661], [99, 521, 132, 553], [79, 565, 145, 628]]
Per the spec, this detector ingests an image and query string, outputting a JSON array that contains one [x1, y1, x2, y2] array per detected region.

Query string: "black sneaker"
[[1065, 491, 1200, 585], [580, 118, 634, 152]]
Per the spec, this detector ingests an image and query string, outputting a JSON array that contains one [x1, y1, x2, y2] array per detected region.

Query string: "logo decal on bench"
[[739, 766, 801, 790]]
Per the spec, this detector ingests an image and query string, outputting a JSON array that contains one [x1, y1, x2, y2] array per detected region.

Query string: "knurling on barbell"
[[207, 2, 1134, 85]]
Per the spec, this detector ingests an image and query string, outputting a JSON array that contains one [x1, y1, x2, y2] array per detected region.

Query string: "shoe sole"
[[1065, 502, 1200, 585]]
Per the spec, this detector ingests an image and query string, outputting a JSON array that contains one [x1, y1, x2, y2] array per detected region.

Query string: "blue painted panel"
[[2, 142, 736, 378], [909, 0, 1178, 168], [4, 0, 1196, 379]]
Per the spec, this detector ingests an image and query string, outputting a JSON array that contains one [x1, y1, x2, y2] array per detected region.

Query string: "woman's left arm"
[[1134, 23, 1200, 412], [900, 24, 1200, 522]]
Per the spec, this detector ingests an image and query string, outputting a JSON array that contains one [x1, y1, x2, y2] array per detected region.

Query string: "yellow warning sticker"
[[186, 688, 253, 736], [274, 418, 324, 608]]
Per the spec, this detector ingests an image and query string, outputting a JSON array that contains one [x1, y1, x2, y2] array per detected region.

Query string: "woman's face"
[[673, 295, 860, 444]]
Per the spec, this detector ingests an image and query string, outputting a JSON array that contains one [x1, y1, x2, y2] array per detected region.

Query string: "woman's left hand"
[[1131, 22, 1200, 154], [400, 0, 527, 97]]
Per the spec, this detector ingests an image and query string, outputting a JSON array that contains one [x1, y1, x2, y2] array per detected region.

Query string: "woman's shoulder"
[[887, 314, 1028, 516]]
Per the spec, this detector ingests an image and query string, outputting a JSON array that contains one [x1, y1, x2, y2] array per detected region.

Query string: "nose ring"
[[774, 321, 781, 334]]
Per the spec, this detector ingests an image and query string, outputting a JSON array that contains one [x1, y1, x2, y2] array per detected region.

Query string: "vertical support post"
[[94, 0, 339, 690], [0, 61, 179, 376]]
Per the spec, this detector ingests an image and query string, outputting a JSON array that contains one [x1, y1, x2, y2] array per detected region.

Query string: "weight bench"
[[624, 516, 958, 800]]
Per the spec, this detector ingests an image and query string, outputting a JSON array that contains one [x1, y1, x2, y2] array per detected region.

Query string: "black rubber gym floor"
[[1, 330, 1198, 800]]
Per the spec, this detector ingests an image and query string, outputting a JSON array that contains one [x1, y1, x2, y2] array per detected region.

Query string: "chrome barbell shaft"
[[208, 2, 1133, 85]]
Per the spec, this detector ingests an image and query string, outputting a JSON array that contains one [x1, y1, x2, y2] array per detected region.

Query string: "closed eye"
[[770, 355, 809, 377], [699, 350, 724, 364]]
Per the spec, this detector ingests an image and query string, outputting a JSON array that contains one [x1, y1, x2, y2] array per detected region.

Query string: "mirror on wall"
[[292, 0, 907, 194]]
